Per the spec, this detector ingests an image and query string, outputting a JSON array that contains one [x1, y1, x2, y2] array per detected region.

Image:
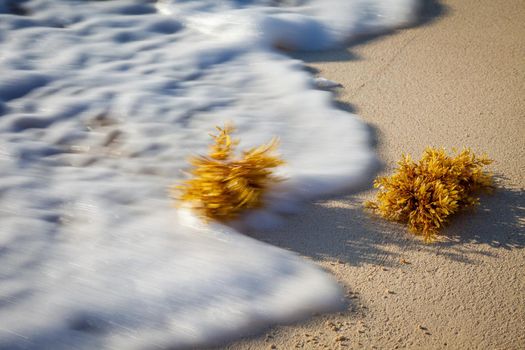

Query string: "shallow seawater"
[[0, 0, 417, 349]]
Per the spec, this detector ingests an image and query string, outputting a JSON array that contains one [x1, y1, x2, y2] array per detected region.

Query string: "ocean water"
[[0, 0, 417, 349]]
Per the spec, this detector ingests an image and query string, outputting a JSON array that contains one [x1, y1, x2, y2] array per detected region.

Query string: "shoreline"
[[223, 0, 525, 348]]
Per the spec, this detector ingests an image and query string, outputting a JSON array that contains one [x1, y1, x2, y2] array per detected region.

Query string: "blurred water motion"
[[0, 0, 416, 348]]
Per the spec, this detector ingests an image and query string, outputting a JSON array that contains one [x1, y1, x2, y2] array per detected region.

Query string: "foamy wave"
[[0, 0, 417, 348]]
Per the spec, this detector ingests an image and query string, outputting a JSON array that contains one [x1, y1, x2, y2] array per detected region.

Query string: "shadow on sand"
[[251, 186, 524, 267], [292, 0, 449, 64]]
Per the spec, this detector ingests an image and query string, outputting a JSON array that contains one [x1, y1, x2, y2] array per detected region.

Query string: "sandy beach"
[[0, 1, 522, 349], [221, 0, 525, 349]]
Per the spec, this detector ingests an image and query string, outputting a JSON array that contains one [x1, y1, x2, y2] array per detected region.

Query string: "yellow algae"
[[365, 148, 493, 241], [174, 124, 284, 222]]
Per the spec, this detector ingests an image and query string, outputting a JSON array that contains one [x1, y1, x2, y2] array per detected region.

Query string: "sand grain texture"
[[221, 0, 525, 349]]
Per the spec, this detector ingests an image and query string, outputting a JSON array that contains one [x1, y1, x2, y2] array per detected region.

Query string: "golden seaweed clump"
[[174, 124, 284, 222], [365, 148, 493, 241]]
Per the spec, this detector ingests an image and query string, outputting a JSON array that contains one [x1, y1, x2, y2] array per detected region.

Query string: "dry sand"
[[216, 0, 525, 349]]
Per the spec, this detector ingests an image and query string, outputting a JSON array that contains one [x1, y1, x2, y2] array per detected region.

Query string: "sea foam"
[[0, 0, 417, 348]]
